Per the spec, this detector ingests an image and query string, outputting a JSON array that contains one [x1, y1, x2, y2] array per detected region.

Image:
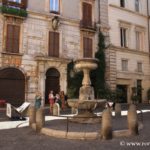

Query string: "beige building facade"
[[108, 0, 150, 103], [0, 0, 109, 106]]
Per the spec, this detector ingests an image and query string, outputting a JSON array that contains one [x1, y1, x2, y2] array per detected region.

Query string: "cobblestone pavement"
[[0, 104, 150, 150]]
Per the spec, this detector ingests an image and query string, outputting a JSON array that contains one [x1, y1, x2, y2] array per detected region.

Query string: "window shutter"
[[13, 26, 20, 53], [83, 37, 92, 58], [82, 2, 92, 27], [88, 38, 92, 57], [87, 3, 92, 26], [54, 32, 59, 57], [21, 0, 27, 9], [49, 32, 54, 56], [2, 0, 7, 5], [49, 31, 59, 57], [6, 25, 13, 52], [6, 25, 20, 53]]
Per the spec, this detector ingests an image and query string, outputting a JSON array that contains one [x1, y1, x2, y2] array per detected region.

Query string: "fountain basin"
[[74, 58, 98, 71], [67, 99, 107, 123], [68, 99, 106, 110]]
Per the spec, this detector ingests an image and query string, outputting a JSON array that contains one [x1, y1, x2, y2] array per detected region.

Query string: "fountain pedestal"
[[68, 58, 106, 123]]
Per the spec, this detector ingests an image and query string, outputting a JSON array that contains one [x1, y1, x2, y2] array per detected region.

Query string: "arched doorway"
[[45, 68, 60, 104], [0, 68, 25, 106]]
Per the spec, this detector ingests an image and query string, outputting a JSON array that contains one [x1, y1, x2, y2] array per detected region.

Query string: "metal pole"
[[66, 117, 69, 133]]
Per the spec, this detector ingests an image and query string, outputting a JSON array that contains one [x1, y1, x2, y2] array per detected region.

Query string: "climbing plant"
[[91, 31, 106, 98]]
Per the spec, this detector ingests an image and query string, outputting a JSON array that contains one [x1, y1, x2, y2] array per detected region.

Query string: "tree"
[[67, 61, 83, 98], [91, 31, 106, 98]]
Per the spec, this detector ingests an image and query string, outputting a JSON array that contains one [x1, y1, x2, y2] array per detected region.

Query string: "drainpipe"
[[147, 0, 150, 58]]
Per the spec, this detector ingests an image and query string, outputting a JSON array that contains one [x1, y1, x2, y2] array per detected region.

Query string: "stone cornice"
[[117, 71, 150, 79], [109, 4, 148, 19], [35, 56, 71, 64], [27, 9, 80, 25], [109, 45, 149, 56]]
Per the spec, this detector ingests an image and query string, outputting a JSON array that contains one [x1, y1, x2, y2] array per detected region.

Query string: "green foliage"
[[91, 31, 106, 98], [131, 86, 143, 103], [147, 88, 150, 100], [0, 6, 27, 17], [67, 61, 83, 98]]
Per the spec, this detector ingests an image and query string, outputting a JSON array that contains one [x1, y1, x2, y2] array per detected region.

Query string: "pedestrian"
[[55, 93, 61, 108], [60, 91, 65, 110], [34, 91, 42, 109], [48, 90, 55, 114], [64, 93, 68, 107]]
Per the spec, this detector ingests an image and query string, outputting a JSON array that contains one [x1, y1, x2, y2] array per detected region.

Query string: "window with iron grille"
[[6, 24, 20, 53], [83, 37, 93, 58], [49, 31, 59, 57]]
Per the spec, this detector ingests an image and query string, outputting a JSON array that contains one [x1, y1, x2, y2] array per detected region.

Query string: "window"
[[6, 24, 20, 53], [83, 37, 92, 58], [82, 2, 92, 27], [120, 27, 128, 48], [135, 31, 144, 51], [122, 59, 128, 71], [137, 62, 142, 72], [135, 0, 140, 12], [120, 0, 125, 7], [8, 0, 21, 3], [49, 31, 59, 57], [50, 0, 59, 13]]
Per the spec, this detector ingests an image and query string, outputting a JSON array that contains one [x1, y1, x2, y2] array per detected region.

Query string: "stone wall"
[[108, 0, 150, 102]]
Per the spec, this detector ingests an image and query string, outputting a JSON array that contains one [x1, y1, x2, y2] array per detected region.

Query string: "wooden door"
[[45, 68, 60, 104], [0, 68, 25, 106]]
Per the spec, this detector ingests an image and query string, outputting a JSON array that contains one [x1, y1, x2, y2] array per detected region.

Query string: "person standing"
[[55, 93, 61, 108], [60, 91, 65, 110], [49, 90, 55, 114], [34, 91, 42, 109]]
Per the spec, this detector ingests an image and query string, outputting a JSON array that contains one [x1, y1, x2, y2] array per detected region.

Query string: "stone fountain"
[[68, 58, 106, 123]]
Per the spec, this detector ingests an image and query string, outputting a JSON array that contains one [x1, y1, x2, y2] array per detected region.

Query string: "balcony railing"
[[80, 20, 97, 32], [0, 0, 28, 17], [2, 0, 27, 9]]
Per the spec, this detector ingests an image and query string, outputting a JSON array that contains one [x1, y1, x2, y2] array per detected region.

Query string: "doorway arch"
[[45, 68, 60, 104], [0, 68, 25, 106]]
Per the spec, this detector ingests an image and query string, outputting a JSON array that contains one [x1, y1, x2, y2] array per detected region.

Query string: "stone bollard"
[[101, 108, 112, 140], [71, 108, 78, 114], [36, 108, 45, 132], [127, 104, 139, 136], [115, 103, 121, 117], [28, 106, 36, 127], [53, 103, 60, 116]]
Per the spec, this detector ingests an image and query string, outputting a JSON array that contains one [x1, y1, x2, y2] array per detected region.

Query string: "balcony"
[[2, 0, 27, 9], [80, 20, 97, 32], [0, 0, 28, 17]]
